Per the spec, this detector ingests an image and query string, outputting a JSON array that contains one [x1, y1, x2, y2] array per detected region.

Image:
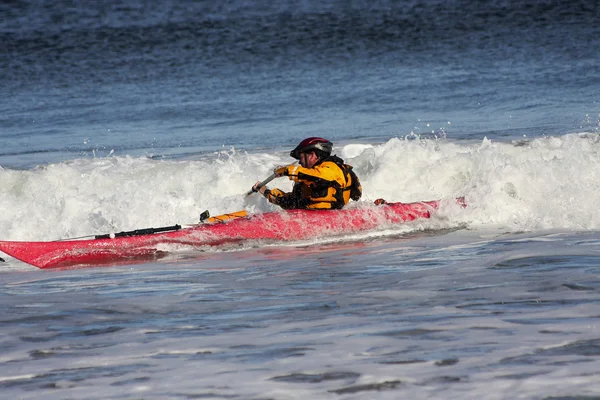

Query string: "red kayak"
[[0, 199, 461, 269]]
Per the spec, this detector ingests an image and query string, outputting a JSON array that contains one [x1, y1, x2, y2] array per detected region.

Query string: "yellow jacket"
[[263, 156, 361, 210]]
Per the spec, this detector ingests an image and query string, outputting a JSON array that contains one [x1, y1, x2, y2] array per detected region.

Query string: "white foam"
[[1, 133, 599, 241]]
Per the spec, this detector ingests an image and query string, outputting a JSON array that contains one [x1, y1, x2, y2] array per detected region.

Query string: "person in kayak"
[[252, 137, 362, 210]]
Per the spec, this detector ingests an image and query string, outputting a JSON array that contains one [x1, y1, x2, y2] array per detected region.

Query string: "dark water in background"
[[2, 0, 599, 167]]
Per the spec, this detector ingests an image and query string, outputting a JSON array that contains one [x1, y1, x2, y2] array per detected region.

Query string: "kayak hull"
[[0, 200, 449, 269]]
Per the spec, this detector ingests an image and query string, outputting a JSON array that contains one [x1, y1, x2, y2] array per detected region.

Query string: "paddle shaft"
[[247, 162, 297, 196], [246, 173, 277, 196]]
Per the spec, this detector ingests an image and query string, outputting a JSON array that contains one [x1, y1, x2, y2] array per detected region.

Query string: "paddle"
[[246, 172, 277, 196], [246, 163, 296, 196]]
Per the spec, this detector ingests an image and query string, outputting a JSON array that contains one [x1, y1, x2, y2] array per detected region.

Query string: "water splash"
[[1, 134, 600, 241]]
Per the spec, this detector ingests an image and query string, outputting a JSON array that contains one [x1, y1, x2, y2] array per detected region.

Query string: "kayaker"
[[252, 137, 362, 210]]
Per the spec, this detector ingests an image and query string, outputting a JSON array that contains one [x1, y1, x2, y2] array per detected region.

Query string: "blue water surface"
[[2, 0, 598, 168]]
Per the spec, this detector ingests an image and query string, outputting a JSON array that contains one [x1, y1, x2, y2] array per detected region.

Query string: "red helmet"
[[290, 137, 333, 159]]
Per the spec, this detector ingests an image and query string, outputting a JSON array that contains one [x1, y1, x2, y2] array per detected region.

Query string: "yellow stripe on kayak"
[[204, 210, 248, 224]]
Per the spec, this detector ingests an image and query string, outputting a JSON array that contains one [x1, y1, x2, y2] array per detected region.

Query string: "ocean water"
[[1, 0, 600, 398]]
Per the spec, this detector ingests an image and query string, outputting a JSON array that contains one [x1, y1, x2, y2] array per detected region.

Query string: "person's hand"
[[273, 165, 287, 177], [252, 181, 267, 194]]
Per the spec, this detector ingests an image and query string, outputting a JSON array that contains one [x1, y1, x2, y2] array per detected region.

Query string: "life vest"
[[264, 155, 362, 210], [342, 163, 362, 202], [321, 155, 362, 208]]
